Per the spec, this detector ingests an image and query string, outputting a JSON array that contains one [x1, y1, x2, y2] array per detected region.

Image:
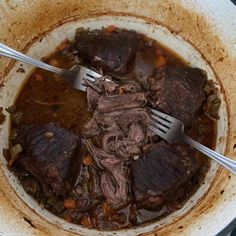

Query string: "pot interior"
[[0, 15, 228, 235]]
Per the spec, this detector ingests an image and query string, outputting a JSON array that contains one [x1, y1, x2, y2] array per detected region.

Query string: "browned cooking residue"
[[0, 0, 235, 236]]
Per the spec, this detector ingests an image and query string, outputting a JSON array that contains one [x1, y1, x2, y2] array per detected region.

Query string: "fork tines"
[[80, 65, 101, 82], [148, 108, 172, 139], [149, 108, 171, 128]]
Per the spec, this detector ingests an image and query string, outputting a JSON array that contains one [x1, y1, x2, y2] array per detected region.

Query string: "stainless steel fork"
[[0, 43, 101, 91], [149, 108, 236, 175]]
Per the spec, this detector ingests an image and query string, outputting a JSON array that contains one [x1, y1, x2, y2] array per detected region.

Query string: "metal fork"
[[0, 43, 101, 91], [149, 108, 236, 175]]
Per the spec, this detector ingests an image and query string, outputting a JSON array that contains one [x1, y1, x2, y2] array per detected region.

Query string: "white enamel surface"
[[180, 0, 236, 55], [0, 15, 229, 236]]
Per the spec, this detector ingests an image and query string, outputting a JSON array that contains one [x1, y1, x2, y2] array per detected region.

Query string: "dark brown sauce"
[[10, 28, 216, 230]]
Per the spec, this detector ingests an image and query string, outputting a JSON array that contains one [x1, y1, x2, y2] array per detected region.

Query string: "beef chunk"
[[15, 123, 83, 196], [147, 67, 207, 126], [74, 30, 138, 75], [131, 142, 198, 210]]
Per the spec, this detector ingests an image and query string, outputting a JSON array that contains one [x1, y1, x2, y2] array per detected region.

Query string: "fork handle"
[[183, 134, 236, 175], [0, 43, 66, 75]]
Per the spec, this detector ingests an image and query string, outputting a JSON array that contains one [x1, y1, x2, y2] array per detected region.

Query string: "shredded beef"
[[82, 75, 153, 207], [84, 139, 129, 207], [97, 92, 147, 113]]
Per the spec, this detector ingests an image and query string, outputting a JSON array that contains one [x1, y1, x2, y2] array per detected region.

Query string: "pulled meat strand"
[[83, 139, 129, 207]]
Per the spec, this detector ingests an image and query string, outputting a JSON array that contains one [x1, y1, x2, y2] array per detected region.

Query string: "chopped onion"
[[9, 144, 23, 166], [44, 132, 54, 138]]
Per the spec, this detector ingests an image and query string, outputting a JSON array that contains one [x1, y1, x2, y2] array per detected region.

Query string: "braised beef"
[[15, 123, 83, 196], [87, 85, 100, 111], [131, 141, 198, 210], [101, 164, 129, 207], [83, 76, 151, 163], [74, 30, 138, 75], [128, 122, 146, 144], [118, 81, 142, 93], [84, 108, 150, 138], [84, 139, 129, 207], [97, 92, 147, 113], [82, 75, 153, 208], [86, 77, 142, 112], [133, 50, 156, 88], [10, 27, 218, 230], [88, 165, 103, 197], [101, 124, 146, 160], [147, 67, 207, 126]]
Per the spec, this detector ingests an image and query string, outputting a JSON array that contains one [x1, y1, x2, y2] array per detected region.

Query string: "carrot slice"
[[102, 202, 111, 218], [63, 198, 77, 209], [118, 87, 124, 94], [64, 214, 72, 222], [57, 41, 69, 51], [155, 56, 166, 68], [34, 74, 44, 82], [49, 59, 59, 66], [83, 154, 93, 166], [155, 48, 163, 56], [105, 25, 117, 33], [81, 215, 92, 227]]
